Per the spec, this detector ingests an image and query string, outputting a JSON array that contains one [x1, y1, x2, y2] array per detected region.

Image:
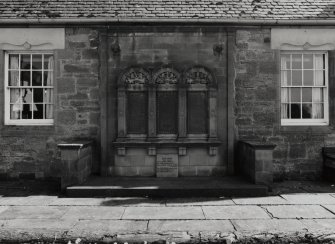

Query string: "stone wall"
[[234, 28, 335, 180], [0, 27, 100, 180], [107, 27, 228, 177]]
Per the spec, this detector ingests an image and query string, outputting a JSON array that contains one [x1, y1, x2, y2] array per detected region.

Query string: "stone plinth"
[[238, 141, 276, 185], [57, 141, 93, 189]]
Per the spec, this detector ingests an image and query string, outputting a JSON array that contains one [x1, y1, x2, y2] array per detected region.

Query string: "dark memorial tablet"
[[157, 91, 178, 134], [127, 92, 147, 134], [187, 91, 208, 134]]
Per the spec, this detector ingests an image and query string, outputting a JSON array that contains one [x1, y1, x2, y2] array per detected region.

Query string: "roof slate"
[[0, 0, 334, 21]]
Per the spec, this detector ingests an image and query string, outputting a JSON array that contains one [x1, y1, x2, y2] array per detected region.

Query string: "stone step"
[[66, 176, 268, 198]]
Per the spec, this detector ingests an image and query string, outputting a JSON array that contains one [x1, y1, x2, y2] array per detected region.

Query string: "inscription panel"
[[156, 154, 178, 177]]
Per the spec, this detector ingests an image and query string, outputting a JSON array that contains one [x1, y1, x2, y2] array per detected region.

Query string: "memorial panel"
[[157, 91, 178, 134], [187, 91, 208, 134], [156, 154, 178, 177], [127, 92, 147, 134]]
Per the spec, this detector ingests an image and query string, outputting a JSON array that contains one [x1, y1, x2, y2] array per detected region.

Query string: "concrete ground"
[[0, 180, 334, 243]]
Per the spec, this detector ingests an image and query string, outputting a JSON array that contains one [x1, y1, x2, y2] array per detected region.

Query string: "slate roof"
[[0, 0, 334, 21]]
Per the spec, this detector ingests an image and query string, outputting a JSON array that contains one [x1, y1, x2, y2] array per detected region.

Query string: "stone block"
[[196, 166, 213, 176], [64, 64, 90, 73], [57, 110, 76, 125], [57, 77, 75, 94], [289, 144, 307, 159], [89, 112, 100, 125], [138, 167, 155, 177], [77, 77, 99, 87], [179, 166, 196, 177]]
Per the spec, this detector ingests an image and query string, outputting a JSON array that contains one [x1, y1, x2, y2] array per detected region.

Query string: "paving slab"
[[231, 219, 308, 233], [122, 206, 205, 220], [61, 206, 125, 220], [322, 205, 335, 214], [148, 220, 235, 232], [301, 219, 335, 233], [4, 218, 77, 229], [49, 197, 107, 206], [69, 220, 148, 236], [265, 205, 335, 219], [0, 206, 67, 219], [0, 197, 30, 205], [280, 193, 335, 204], [166, 198, 235, 206], [232, 196, 288, 205], [202, 206, 270, 220]]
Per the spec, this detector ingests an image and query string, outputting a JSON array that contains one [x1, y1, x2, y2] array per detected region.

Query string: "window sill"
[[113, 138, 222, 147]]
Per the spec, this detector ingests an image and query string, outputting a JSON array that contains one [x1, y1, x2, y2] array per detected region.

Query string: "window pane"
[[10, 104, 21, 119], [281, 71, 291, 86], [21, 54, 31, 69], [32, 54, 42, 69], [187, 92, 208, 134], [303, 54, 313, 69], [9, 54, 19, 69], [44, 55, 53, 70], [127, 92, 147, 134], [22, 103, 32, 119], [8, 71, 19, 86], [281, 88, 289, 103], [44, 71, 53, 86], [21, 71, 30, 86], [10, 89, 20, 103], [292, 70, 302, 86], [33, 104, 44, 119], [45, 105, 53, 119], [32, 71, 43, 86], [303, 70, 313, 86], [44, 89, 53, 103], [281, 54, 291, 69], [291, 104, 301, 118], [302, 88, 312, 103], [291, 88, 301, 103], [281, 104, 289, 119], [157, 91, 178, 134], [292, 54, 302, 69], [313, 103, 324, 119], [33, 88, 43, 103], [315, 54, 324, 69], [302, 104, 312, 118], [22, 88, 33, 104], [315, 71, 324, 86], [313, 88, 323, 102]]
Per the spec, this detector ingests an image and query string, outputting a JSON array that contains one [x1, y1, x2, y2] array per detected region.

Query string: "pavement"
[[0, 180, 334, 243]]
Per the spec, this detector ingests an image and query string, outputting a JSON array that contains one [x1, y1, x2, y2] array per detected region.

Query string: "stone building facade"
[[0, 0, 335, 183]]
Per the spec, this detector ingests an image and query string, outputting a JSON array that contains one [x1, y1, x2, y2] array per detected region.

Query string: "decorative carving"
[[280, 42, 335, 51], [0, 41, 53, 50], [119, 68, 149, 91], [184, 67, 214, 86], [153, 68, 180, 85]]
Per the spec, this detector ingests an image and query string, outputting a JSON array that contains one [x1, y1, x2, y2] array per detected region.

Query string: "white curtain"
[[313, 55, 324, 119], [281, 55, 289, 118], [45, 56, 54, 119], [9, 56, 20, 119], [281, 88, 289, 119]]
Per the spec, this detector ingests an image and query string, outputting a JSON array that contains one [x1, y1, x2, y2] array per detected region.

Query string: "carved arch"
[[183, 66, 216, 89], [119, 67, 150, 91], [153, 67, 181, 90]]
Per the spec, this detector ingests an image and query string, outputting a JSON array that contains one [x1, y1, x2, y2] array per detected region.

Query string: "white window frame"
[[4, 51, 54, 126], [280, 51, 329, 126]]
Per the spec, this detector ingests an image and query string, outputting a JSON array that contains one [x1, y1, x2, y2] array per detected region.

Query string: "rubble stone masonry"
[[0, 28, 100, 180], [235, 28, 335, 180]]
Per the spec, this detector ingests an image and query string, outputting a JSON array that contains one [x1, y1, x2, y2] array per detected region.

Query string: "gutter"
[[1, 18, 335, 26]]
